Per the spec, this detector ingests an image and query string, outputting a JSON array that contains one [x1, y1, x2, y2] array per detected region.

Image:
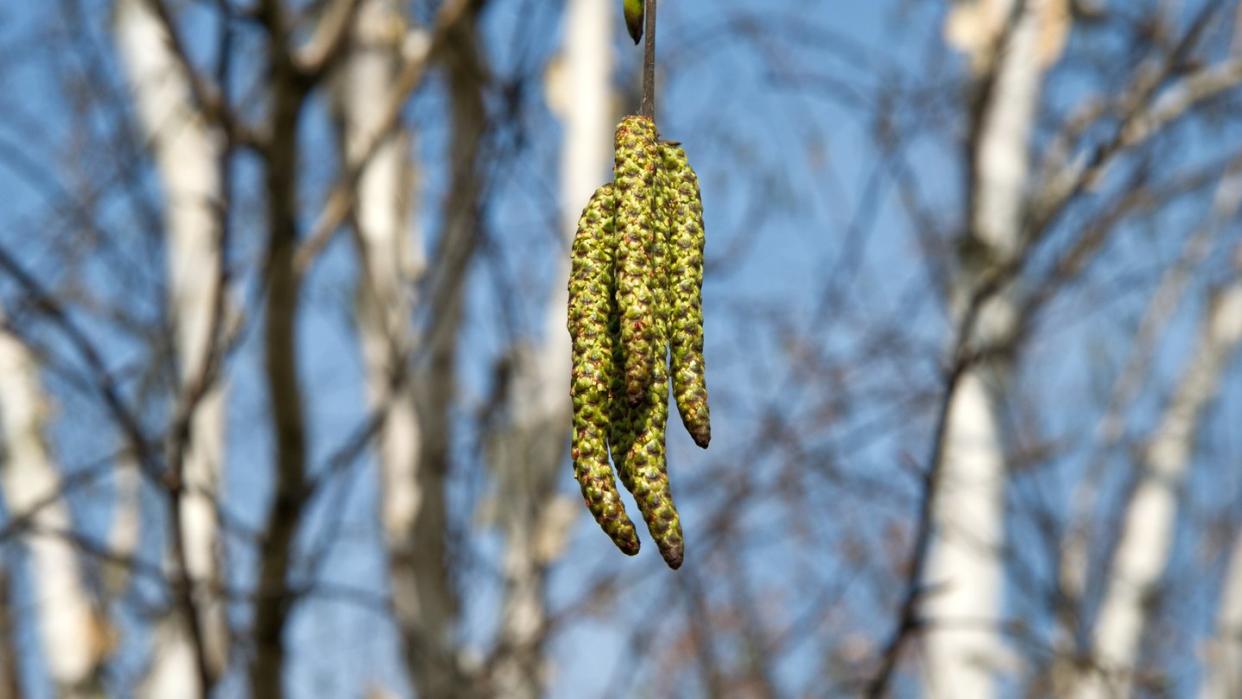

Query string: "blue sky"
[[0, 1, 969, 695], [2, 0, 1241, 697]]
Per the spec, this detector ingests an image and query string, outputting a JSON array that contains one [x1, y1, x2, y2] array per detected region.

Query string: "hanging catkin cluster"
[[568, 114, 710, 569]]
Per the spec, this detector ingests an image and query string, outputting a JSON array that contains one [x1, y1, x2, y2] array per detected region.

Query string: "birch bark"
[[330, 1, 470, 695], [114, 1, 229, 694], [400, 8, 487, 694], [335, 0, 422, 565], [1203, 527, 1242, 699], [486, 1, 614, 695], [1075, 7, 1242, 691], [0, 325, 108, 698], [924, 2, 1055, 695], [1077, 275, 1242, 698]]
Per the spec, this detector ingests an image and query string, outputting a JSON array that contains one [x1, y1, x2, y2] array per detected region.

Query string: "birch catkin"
[[613, 115, 659, 406], [568, 184, 641, 555], [659, 143, 711, 448], [568, 115, 710, 569], [609, 163, 684, 569], [611, 346, 683, 568]]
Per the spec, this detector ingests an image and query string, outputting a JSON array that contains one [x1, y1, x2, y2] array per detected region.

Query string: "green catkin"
[[568, 184, 641, 556], [609, 161, 684, 570], [620, 350, 684, 569], [607, 313, 638, 499], [660, 143, 711, 449], [613, 115, 659, 406]]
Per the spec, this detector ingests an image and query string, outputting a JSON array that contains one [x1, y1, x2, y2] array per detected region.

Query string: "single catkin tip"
[[617, 530, 641, 556], [661, 542, 684, 570], [692, 429, 710, 450]]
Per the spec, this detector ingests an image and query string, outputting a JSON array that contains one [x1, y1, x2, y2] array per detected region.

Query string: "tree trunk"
[[924, 2, 1053, 695], [113, 1, 229, 694], [1076, 281, 1242, 698], [1203, 529, 1242, 699], [248, 4, 313, 696], [389, 4, 487, 696], [330, 1, 470, 696], [486, 3, 614, 695], [335, 0, 422, 564], [0, 326, 108, 698]]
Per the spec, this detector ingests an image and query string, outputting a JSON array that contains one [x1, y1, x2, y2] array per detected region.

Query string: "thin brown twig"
[[143, 0, 263, 149], [640, 0, 657, 120], [293, 0, 475, 276], [861, 286, 991, 699], [297, 0, 366, 78]]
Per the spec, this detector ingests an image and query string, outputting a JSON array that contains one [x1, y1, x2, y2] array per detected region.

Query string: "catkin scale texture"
[[568, 185, 641, 556], [609, 165, 684, 569], [608, 311, 684, 569], [613, 115, 660, 406], [660, 144, 711, 449]]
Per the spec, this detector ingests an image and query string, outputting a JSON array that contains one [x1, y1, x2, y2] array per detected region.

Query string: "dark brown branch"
[[248, 4, 313, 696]]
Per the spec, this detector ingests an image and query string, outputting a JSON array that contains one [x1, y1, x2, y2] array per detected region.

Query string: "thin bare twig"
[[640, 0, 658, 120], [142, 0, 262, 149], [293, 0, 475, 275], [862, 324, 980, 699], [297, 0, 366, 77]]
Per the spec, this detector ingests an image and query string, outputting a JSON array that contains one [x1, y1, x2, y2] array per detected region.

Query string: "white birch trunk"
[[924, 2, 1051, 696], [1204, 530, 1242, 699], [1076, 282, 1242, 699], [103, 452, 141, 598], [0, 326, 107, 697], [335, 0, 427, 643], [114, 1, 228, 693], [1048, 167, 1242, 696], [487, 2, 612, 695], [332, 2, 471, 695], [1196, 12, 1242, 698], [925, 371, 1007, 699], [335, 0, 423, 553]]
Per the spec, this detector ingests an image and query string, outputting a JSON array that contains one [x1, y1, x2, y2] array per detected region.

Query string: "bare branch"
[[294, 0, 476, 275]]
